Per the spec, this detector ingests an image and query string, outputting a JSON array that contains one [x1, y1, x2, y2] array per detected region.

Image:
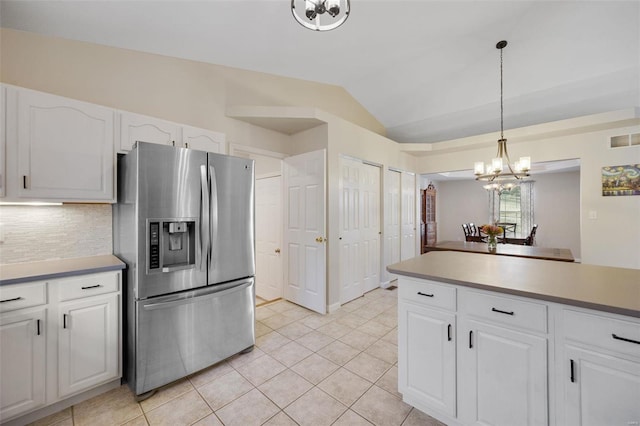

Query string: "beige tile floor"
[[29, 287, 446, 426]]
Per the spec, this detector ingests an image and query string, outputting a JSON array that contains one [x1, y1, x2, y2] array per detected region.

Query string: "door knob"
[[275, 248, 281, 254], [315, 237, 325, 243]]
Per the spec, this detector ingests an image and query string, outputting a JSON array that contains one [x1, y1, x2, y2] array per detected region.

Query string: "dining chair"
[[524, 224, 538, 246]]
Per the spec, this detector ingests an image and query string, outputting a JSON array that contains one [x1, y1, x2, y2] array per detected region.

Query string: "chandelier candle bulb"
[[474, 162, 485, 176], [492, 157, 503, 173], [519, 157, 531, 172]]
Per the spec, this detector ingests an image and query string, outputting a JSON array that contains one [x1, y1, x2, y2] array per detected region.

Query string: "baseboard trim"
[[2, 379, 121, 426], [327, 302, 341, 313]]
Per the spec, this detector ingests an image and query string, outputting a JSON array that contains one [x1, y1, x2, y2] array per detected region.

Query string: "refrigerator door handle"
[[209, 165, 218, 267], [141, 278, 253, 310], [200, 164, 210, 270]]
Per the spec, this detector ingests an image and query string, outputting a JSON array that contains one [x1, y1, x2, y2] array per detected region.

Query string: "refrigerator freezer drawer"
[[133, 278, 255, 396]]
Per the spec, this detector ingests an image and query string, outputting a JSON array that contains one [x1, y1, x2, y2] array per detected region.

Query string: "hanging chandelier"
[[483, 182, 517, 195], [474, 40, 531, 182], [291, 0, 351, 31]]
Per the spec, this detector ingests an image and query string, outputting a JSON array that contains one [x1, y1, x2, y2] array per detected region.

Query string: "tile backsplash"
[[0, 204, 112, 264]]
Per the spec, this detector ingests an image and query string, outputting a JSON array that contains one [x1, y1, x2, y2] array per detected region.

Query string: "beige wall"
[[0, 28, 385, 156], [415, 123, 640, 269]]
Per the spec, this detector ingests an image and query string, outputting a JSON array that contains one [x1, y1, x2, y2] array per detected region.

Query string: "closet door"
[[401, 172, 417, 261], [361, 163, 381, 293], [339, 157, 363, 303], [382, 169, 401, 284]]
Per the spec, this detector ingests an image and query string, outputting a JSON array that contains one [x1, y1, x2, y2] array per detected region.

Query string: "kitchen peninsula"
[[388, 251, 640, 426]]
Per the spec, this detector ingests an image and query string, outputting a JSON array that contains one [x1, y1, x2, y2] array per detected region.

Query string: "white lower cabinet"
[[58, 293, 119, 398], [458, 318, 548, 426], [399, 276, 640, 426], [560, 308, 640, 426], [0, 271, 121, 423], [399, 302, 456, 417], [0, 307, 47, 420], [563, 345, 640, 425]]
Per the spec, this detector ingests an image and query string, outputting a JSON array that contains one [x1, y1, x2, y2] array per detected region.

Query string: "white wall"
[[533, 171, 581, 259], [431, 180, 491, 242]]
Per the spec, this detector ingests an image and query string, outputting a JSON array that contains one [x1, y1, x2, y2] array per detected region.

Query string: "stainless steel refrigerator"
[[113, 142, 255, 398]]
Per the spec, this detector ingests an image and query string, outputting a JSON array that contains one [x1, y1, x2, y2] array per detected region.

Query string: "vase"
[[487, 235, 497, 253]]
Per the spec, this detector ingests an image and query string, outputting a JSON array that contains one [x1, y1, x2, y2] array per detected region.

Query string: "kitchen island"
[[388, 251, 640, 426]]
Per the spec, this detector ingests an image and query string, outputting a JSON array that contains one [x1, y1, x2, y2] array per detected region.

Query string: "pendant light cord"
[[500, 45, 504, 140]]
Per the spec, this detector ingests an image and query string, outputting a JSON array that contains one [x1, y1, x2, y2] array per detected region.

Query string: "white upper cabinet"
[[118, 112, 226, 154], [6, 86, 115, 202], [182, 125, 226, 154], [118, 111, 181, 152]]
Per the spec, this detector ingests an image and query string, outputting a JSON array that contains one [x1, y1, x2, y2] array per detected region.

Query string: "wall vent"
[[610, 133, 640, 148]]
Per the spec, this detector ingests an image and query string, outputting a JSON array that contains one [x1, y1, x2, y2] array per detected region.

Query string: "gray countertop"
[[387, 251, 640, 318], [0, 255, 126, 285]]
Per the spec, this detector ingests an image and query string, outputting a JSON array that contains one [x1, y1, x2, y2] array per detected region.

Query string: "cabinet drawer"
[[459, 289, 547, 333], [564, 309, 640, 359], [57, 272, 120, 302], [0, 281, 47, 313], [399, 277, 456, 311]]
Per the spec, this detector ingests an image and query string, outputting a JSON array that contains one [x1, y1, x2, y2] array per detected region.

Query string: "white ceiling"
[[1, 0, 638, 143]]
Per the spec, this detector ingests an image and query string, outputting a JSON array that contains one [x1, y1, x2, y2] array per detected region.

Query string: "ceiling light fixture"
[[483, 182, 517, 195], [474, 40, 531, 182], [291, 0, 350, 31]]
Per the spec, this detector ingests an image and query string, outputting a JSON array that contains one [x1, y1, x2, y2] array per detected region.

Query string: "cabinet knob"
[[275, 248, 281, 254]]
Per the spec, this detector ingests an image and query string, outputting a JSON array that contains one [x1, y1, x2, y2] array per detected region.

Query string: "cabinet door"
[[58, 293, 119, 398], [14, 88, 114, 201], [564, 345, 640, 426], [458, 318, 547, 426], [182, 125, 225, 154], [119, 112, 181, 152], [0, 308, 46, 421], [398, 302, 456, 417]]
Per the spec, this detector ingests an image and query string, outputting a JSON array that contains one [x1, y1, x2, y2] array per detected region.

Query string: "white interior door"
[[339, 157, 363, 304], [255, 175, 283, 301], [383, 169, 401, 283], [401, 172, 416, 261], [361, 163, 381, 293], [284, 150, 326, 314]]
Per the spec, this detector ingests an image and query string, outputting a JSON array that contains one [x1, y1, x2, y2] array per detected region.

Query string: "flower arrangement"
[[481, 224, 503, 237]]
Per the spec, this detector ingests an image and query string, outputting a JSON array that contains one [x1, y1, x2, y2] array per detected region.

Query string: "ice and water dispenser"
[[148, 220, 196, 272]]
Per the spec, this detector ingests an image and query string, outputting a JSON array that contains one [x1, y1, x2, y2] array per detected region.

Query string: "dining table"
[[424, 240, 575, 262]]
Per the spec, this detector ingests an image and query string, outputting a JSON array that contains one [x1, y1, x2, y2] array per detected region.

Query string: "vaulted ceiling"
[[2, 1, 638, 143]]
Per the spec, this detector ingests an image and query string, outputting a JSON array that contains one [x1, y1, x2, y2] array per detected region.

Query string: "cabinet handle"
[[0, 296, 23, 303], [172, 141, 176, 146], [22, 175, 29, 189], [612, 333, 640, 345], [185, 142, 189, 149], [417, 291, 434, 298], [63, 314, 68, 329], [447, 324, 452, 341], [36, 319, 41, 336], [491, 307, 514, 316], [469, 330, 473, 348], [81, 284, 102, 290], [570, 359, 575, 383]]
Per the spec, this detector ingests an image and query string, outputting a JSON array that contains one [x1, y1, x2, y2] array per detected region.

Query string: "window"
[[499, 186, 522, 236], [488, 181, 534, 239]]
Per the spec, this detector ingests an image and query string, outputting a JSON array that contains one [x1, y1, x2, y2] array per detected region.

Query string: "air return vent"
[[610, 133, 640, 148]]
